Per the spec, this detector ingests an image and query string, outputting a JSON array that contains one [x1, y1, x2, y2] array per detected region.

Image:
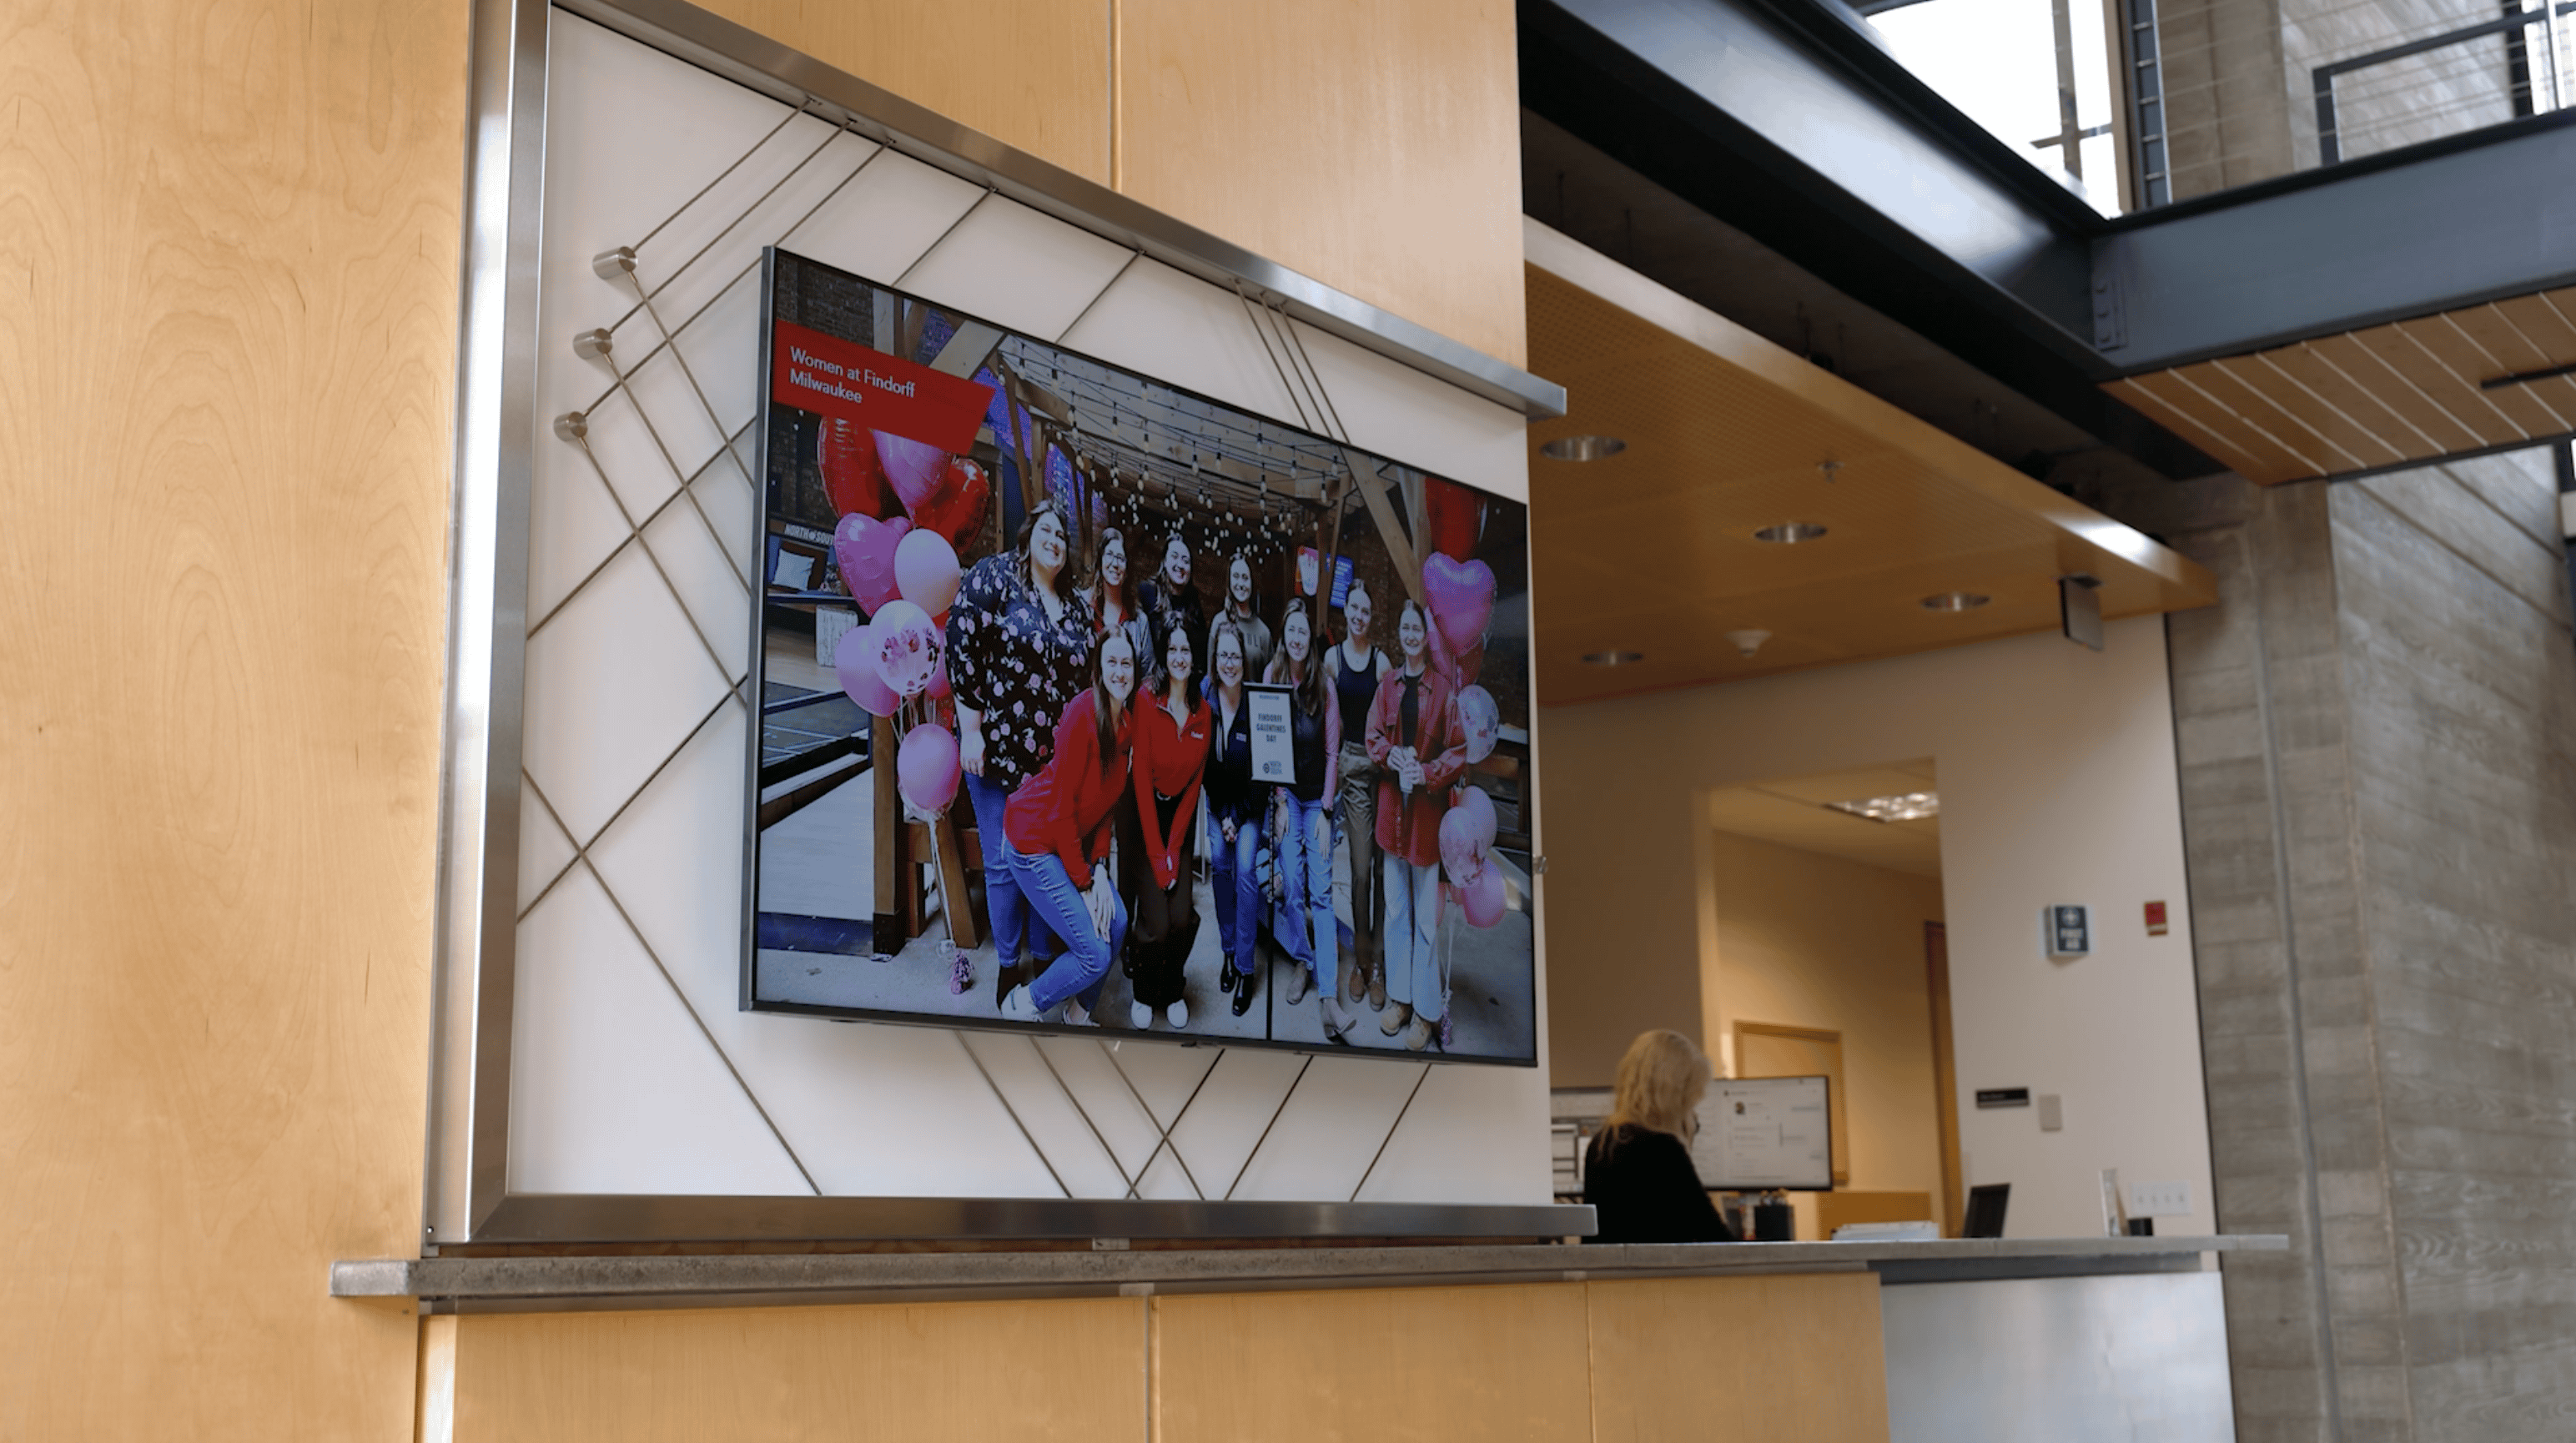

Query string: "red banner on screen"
[[769, 319, 994, 453]]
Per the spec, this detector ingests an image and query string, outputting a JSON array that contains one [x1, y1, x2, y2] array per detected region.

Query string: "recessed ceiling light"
[[1582, 650, 1645, 666], [1824, 791, 1940, 822], [1753, 522, 1829, 544], [1542, 435, 1627, 461], [1920, 591, 1990, 611]]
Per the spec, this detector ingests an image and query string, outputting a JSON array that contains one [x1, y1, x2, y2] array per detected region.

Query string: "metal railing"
[[2314, 0, 2576, 164]]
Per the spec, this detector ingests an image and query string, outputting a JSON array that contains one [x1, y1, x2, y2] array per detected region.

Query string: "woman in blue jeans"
[[999, 631, 1140, 1026], [1205, 620, 1265, 1018], [943, 501, 1089, 1003], [1262, 601, 1350, 1041]]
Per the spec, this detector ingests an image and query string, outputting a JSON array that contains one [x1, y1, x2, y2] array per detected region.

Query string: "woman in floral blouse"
[[945, 500, 1093, 1003]]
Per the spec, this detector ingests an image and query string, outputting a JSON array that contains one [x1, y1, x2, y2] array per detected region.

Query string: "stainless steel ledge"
[[468, 1195, 1596, 1244], [557, 0, 1566, 421], [335, 1234, 2287, 1315]]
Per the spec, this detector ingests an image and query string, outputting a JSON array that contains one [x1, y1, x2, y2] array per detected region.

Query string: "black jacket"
[[1581, 1124, 1738, 1244]]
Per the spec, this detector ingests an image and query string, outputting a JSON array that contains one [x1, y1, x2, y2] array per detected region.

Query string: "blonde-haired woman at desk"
[[1582, 1030, 1740, 1244]]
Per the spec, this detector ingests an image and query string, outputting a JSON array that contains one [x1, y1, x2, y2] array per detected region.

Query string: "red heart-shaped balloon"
[[904, 455, 992, 553], [819, 416, 893, 518], [1422, 476, 1484, 564]]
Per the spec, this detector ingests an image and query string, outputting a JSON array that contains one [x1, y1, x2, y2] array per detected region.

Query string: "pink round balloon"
[[1452, 783, 1497, 851], [833, 619, 899, 716], [897, 723, 961, 813], [874, 431, 950, 514], [1462, 863, 1507, 928], [1457, 686, 1501, 764], [893, 527, 962, 616], [833, 512, 910, 611], [1421, 552, 1497, 659], [868, 599, 943, 699], [1439, 807, 1487, 888], [925, 657, 953, 701]]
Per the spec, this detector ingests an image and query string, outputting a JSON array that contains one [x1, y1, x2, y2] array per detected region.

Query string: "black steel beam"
[[1521, 0, 2222, 479], [2095, 112, 2576, 370]]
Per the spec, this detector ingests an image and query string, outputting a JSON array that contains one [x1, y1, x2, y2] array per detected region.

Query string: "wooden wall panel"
[[692, 0, 1114, 184], [1117, 0, 1528, 367], [0, 0, 465, 1439], [1585, 1275, 1892, 1442], [449, 1299, 1148, 1443], [1152, 1285, 1593, 1442]]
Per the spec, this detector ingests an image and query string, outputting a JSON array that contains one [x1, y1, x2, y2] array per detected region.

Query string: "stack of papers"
[[1830, 1221, 1941, 1242]]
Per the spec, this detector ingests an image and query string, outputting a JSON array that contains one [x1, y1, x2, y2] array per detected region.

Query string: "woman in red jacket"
[[999, 631, 1139, 1027], [1366, 599, 1469, 1051], [1119, 624, 1210, 1030]]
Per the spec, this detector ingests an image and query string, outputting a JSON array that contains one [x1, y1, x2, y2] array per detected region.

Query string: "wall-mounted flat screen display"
[[745, 248, 1537, 1064]]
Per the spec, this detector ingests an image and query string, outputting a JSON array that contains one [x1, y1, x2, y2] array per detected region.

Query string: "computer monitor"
[[1962, 1183, 2010, 1239]]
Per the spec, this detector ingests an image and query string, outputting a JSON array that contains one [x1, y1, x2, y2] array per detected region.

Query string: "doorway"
[[1703, 760, 1958, 1237]]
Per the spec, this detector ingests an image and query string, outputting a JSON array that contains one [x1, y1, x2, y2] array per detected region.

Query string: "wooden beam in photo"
[[1348, 460, 1424, 608], [871, 712, 907, 948]]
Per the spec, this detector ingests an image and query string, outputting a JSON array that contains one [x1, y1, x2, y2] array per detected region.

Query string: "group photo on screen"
[[748, 248, 1537, 1063]]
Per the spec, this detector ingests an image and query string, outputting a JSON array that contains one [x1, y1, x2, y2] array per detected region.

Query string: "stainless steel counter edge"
[[335, 1235, 2289, 1313]]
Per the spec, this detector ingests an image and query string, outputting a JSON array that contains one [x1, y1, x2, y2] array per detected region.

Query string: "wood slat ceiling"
[[1522, 224, 2217, 707], [2106, 287, 2576, 485]]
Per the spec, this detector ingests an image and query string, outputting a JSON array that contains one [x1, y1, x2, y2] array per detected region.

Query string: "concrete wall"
[[2093, 445, 2576, 1442], [1542, 617, 2216, 1239], [2157, 0, 2523, 199], [1709, 833, 1950, 1230]]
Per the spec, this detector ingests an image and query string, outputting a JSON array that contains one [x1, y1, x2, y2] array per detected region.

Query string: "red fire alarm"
[[2145, 901, 2170, 937]]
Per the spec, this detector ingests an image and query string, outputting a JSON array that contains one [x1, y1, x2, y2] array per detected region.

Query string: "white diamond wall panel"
[[510, 866, 811, 1194], [1290, 316, 1532, 504], [895, 194, 1139, 341], [1056, 258, 1308, 428], [492, 10, 1553, 1210]]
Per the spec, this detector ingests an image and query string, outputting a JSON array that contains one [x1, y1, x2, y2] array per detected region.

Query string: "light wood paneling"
[[693, 0, 1113, 183], [1118, 0, 1528, 366], [450, 1297, 1147, 1442], [2106, 286, 2576, 485], [1153, 1285, 1593, 1442], [0, 0, 464, 1437], [1526, 229, 2216, 706], [1585, 1275, 1891, 1442]]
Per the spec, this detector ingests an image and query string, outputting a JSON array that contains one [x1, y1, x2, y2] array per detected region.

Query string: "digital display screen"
[[746, 247, 1537, 1063]]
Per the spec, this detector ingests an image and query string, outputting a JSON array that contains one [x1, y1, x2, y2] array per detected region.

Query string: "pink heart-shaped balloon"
[[833, 512, 910, 611], [873, 431, 951, 514], [1421, 552, 1496, 660]]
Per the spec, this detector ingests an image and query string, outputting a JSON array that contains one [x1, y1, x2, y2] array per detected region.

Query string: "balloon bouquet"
[[1417, 478, 1511, 1049], [819, 419, 992, 975]]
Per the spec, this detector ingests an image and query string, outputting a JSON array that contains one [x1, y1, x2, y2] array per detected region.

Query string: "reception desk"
[[341, 1235, 2282, 1441]]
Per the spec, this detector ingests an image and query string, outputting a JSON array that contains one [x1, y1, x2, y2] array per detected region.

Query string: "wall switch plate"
[[2037, 1094, 2064, 1131], [2124, 1180, 2192, 1218]]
